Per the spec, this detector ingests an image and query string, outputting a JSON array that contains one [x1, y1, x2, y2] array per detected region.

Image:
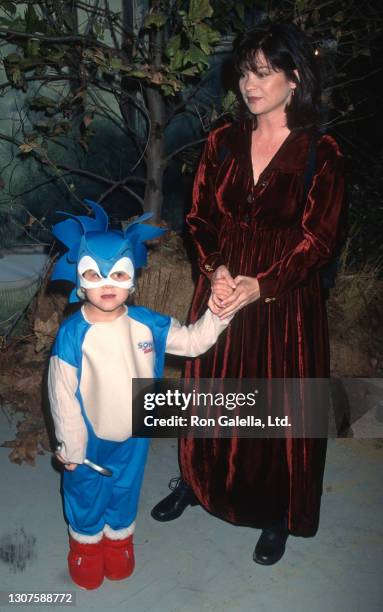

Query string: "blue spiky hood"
[[50, 199, 165, 302]]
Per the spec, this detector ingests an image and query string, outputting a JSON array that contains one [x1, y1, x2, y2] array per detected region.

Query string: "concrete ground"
[[0, 406, 382, 612]]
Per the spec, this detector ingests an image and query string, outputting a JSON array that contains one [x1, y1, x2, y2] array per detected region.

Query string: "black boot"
[[151, 477, 199, 522], [253, 517, 289, 565]]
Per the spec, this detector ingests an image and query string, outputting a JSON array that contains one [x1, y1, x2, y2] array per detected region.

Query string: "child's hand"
[[55, 451, 78, 471], [209, 265, 236, 312], [208, 293, 221, 314], [211, 267, 235, 298]]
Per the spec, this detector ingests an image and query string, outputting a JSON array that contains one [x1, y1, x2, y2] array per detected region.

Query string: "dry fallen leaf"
[[19, 142, 39, 153], [34, 312, 59, 352]]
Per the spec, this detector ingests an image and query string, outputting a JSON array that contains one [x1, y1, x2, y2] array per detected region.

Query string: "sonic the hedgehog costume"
[[48, 201, 231, 589]]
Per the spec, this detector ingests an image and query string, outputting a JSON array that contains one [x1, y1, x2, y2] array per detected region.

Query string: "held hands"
[[208, 265, 260, 318]]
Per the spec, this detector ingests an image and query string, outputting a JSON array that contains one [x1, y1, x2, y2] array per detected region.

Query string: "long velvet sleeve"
[[186, 131, 225, 276], [257, 136, 346, 299]]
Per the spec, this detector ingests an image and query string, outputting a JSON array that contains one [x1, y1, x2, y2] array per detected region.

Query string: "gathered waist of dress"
[[221, 215, 302, 234]]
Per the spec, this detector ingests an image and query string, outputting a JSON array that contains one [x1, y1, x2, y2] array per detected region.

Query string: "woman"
[[151, 21, 346, 565]]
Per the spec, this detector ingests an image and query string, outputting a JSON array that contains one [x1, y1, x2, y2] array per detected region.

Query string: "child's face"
[[82, 269, 131, 318]]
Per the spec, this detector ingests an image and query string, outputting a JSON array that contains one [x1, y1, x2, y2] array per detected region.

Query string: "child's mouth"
[[101, 294, 116, 299]]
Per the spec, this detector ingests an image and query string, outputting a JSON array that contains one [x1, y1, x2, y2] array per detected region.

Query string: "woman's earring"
[[291, 88, 295, 97]]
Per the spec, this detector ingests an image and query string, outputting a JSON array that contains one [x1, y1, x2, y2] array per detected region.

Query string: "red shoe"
[[103, 535, 135, 580], [68, 535, 104, 590]]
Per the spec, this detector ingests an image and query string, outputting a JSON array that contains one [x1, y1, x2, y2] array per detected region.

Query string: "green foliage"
[[209, 0, 254, 32], [0, 0, 243, 99], [28, 96, 57, 113], [188, 0, 213, 21], [121, 0, 225, 95], [24, 4, 45, 34], [144, 12, 168, 29], [1, 0, 381, 133], [0, 0, 381, 228], [25, 38, 41, 57], [221, 90, 238, 114]]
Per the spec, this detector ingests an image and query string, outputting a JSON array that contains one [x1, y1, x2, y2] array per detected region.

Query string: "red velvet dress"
[[179, 120, 346, 537]]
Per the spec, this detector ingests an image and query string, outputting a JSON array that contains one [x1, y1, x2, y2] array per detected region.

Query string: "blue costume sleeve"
[[128, 306, 171, 378], [51, 310, 88, 367]]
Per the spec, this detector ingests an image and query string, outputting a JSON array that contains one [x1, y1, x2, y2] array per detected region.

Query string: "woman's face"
[[238, 51, 297, 118]]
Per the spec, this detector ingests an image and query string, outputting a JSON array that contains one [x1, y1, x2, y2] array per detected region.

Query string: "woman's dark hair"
[[232, 22, 321, 129]]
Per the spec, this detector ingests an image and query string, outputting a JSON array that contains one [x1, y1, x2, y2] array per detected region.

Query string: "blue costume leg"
[[62, 437, 150, 536], [104, 438, 150, 532], [62, 464, 114, 536]]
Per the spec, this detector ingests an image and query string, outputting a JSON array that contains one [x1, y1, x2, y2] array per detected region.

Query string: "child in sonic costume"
[[48, 201, 232, 590]]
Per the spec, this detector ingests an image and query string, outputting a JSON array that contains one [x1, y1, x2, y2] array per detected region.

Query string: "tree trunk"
[[144, 22, 166, 223], [120, 0, 148, 137], [144, 86, 166, 223]]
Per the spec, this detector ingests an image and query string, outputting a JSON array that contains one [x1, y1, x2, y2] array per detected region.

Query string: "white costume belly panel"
[[80, 314, 154, 441]]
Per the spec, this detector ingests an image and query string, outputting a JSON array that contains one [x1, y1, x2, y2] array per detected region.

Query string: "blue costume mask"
[[50, 199, 165, 303]]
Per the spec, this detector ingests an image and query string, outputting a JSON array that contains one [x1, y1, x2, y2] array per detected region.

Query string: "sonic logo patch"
[[138, 341, 154, 354]]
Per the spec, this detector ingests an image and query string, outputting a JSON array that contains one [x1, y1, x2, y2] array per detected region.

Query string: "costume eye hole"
[[110, 271, 131, 282], [83, 269, 102, 282], [108, 257, 134, 282]]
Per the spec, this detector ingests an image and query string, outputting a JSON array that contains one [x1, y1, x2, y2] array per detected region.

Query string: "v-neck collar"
[[225, 119, 315, 173], [248, 125, 295, 186]]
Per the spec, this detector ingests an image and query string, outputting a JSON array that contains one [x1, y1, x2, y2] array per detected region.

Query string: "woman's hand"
[[55, 451, 78, 471], [216, 275, 260, 318]]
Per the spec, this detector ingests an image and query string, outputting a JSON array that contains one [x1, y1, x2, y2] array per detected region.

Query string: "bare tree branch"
[[97, 173, 146, 205], [0, 74, 78, 94], [10, 172, 73, 198], [87, 88, 144, 154], [324, 67, 383, 92], [0, 28, 109, 48], [104, 0, 120, 51], [164, 138, 207, 165], [0, 131, 145, 206], [165, 66, 221, 126]]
